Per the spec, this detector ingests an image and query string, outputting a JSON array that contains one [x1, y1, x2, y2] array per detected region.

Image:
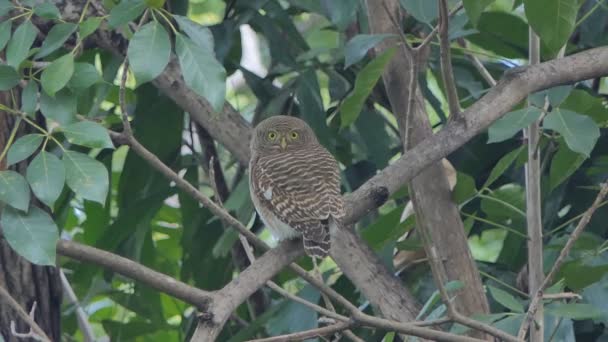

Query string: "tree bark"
[[0, 105, 62, 341], [366, 0, 490, 322]]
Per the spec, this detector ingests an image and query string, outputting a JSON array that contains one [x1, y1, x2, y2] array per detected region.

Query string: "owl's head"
[[251, 116, 317, 153]]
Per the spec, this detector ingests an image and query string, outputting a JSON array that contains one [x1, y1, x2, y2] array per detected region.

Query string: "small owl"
[[249, 116, 344, 258]]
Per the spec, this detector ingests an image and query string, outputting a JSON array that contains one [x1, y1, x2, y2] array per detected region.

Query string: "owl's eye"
[[290, 131, 299, 139], [267, 131, 277, 140]]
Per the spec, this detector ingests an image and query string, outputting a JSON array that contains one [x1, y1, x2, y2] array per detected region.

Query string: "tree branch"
[[56, 239, 215, 309], [518, 182, 608, 339], [438, 0, 461, 118], [0, 285, 51, 342], [247, 322, 354, 342]]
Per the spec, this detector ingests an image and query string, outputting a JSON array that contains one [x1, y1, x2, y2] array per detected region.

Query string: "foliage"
[[0, 0, 606, 340]]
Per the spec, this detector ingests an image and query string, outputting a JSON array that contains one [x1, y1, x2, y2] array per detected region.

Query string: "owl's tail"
[[303, 234, 330, 258]]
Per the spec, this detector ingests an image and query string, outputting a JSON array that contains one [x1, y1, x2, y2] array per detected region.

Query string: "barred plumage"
[[249, 116, 344, 258]]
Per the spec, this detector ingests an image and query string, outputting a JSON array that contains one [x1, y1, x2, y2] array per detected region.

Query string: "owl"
[[249, 116, 344, 258]]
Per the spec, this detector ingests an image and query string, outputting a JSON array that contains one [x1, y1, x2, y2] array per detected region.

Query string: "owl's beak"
[[280, 136, 287, 150]]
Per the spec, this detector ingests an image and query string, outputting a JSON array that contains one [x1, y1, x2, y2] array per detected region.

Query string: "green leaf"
[[39, 89, 77, 126], [463, 0, 495, 26], [127, 21, 171, 85], [344, 34, 394, 69], [340, 47, 396, 127], [26, 151, 65, 208], [524, 0, 579, 53], [173, 15, 214, 50], [546, 303, 603, 320], [175, 33, 226, 112], [0, 65, 20, 91], [487, 108, 542, 143], [452, 172, 477, 204], [0, 206, 58, 265], [549, 140, 586, 191], [41, 53, 74, 97], [399, 0, 438, 24], [547, 85, 573, 107], [6, 134, 44, 166], [79, 17, 103, 39], [483, 146, 525, 188], [6, 20, 37, 68], [68, 63, 101, 89], [20, 81, 37, 116], [488, 285, 524, 313], [0, 170, 31, 211], [321, 0, 360, 29], [108, 0, 146, 28], [62, 121, 114, 149], [36, 23, 77, 58], [0, 0, 12, 17], [0, 20, 12, 51], [33, 2, 61, 19], [543, 109, 600, 156], [63, 151, 109, 204]]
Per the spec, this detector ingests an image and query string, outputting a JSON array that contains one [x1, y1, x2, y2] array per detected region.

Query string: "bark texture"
[[366, 0, 490, 319]]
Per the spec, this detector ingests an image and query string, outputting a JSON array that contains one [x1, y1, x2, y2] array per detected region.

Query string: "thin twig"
[[518, 182, 608, 340], [427, 247, 520, 342], [438, 0, 461, 119], [523, 29, 543, 342], [0, 285, 51, 342], [60, 270, 96, 342], [417, 2, 463, 51], [247, 321, 354, 342]]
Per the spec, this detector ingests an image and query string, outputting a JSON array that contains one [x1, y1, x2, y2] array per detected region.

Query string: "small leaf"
[[340, 47, 396, 127], [108, 0, 146, 28], [33, 2, 61, 19], [488, 285, 524, 313], [524, 0, 579, 54], [127, 21, 171, 85], [68, 63, 101, 89], [399, 0, 438, 24], [547, 85, 572, 107], [546, 303, 603, 320], [174, 15, 214, 50], [175, 33, 226, 112], [79, 17, 103, 39], [549, 140, 586, 190], [41, 53, 74, 97], [483, 146, 525, 188], [36, 23, 77, 58], [0, 170, 30, 211], [26, 151, 65, 208], [321, 0, 360, 29], [6, 134, 44, 165], [0, 20, 12, 51], [487, 108, 542, 143], [21, 81, 38, 116], [0, 65, 20, 91], [6, 20, 37, 68], [63, 151, 109, 204], [0, 206, 58, 265], [543, 109, 600, 156], [39, 89, 77, 126], [344, 34, 394, 69], [62, 121, 114, 149], [463, 0, 495, 26]]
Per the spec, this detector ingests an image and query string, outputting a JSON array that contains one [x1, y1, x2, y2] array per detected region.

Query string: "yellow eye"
[[267, 131, 277, 140], [290, 131, 299, 139]]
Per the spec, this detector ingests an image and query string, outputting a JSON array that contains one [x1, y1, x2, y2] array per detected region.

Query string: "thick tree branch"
[[344, 46, 608, 223], [56, 239, 215, 309]]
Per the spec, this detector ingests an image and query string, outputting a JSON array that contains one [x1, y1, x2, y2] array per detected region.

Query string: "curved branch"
[[56, 239, 215, 309]]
